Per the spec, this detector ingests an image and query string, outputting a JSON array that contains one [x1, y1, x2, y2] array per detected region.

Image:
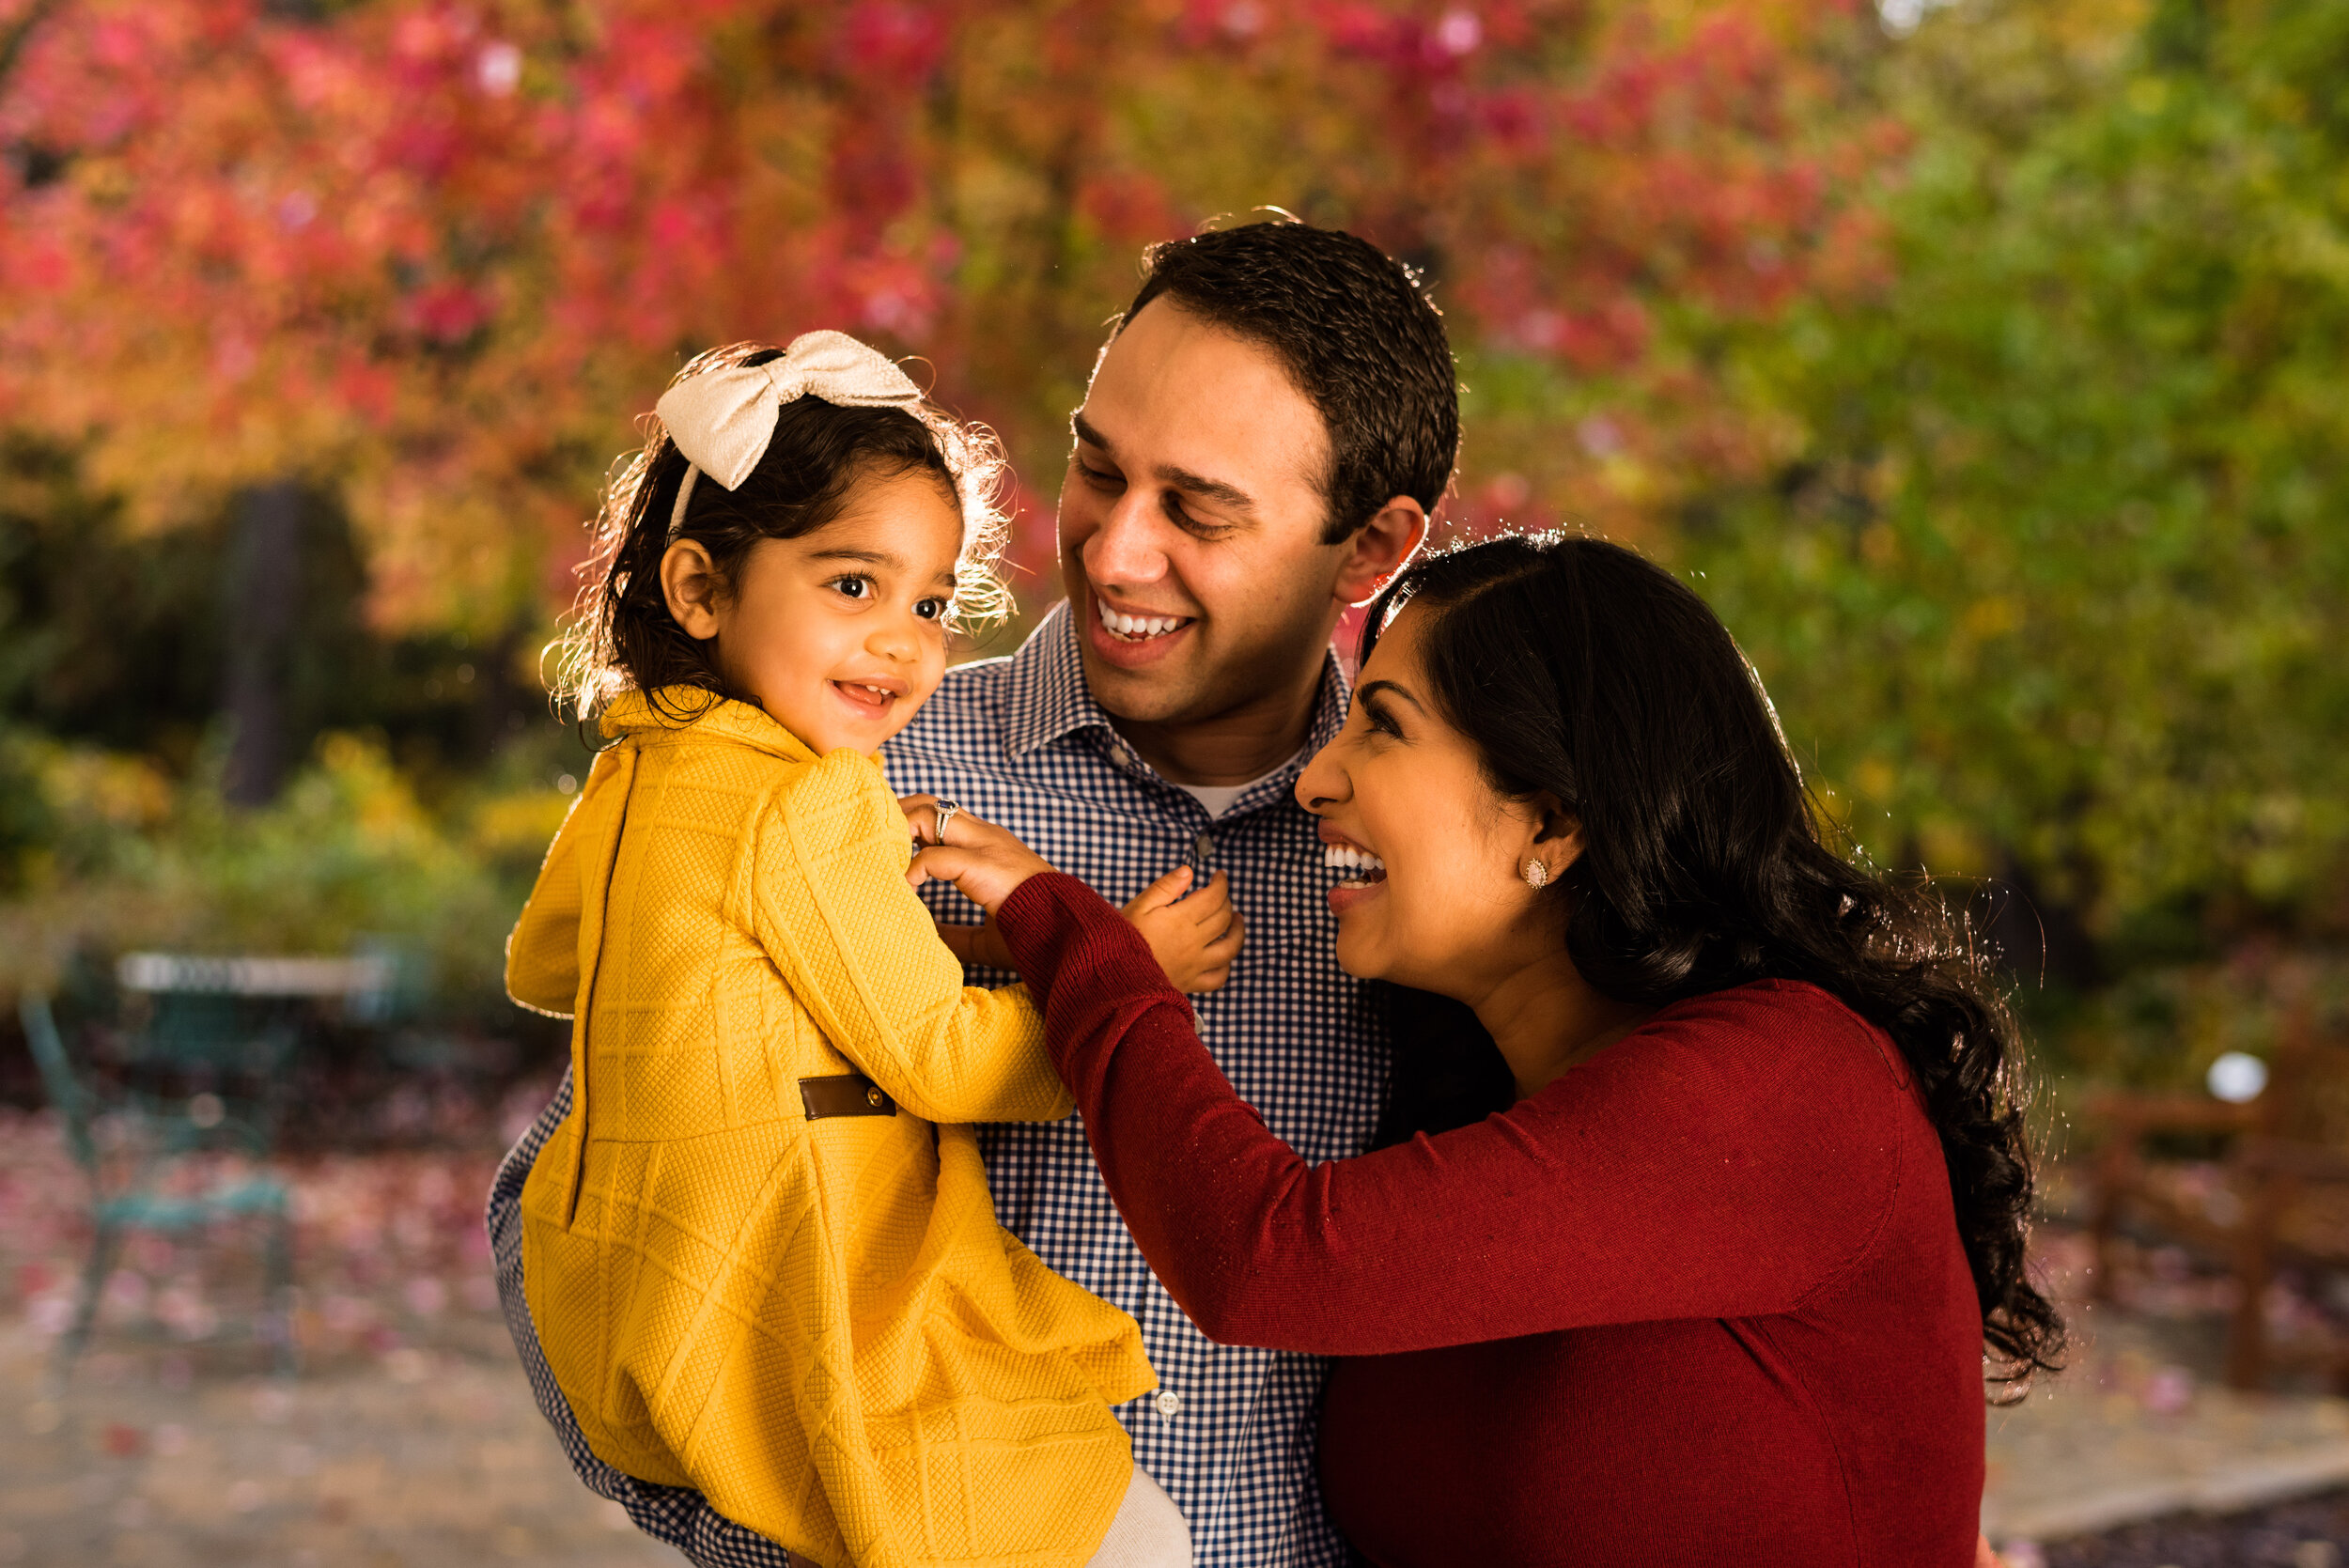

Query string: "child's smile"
[[829, 673, 912, 722]]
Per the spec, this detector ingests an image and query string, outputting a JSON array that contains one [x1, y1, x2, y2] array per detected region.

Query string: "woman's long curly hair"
[[1363, 533, 2065, 1395], [553, 339, 1012, 722]]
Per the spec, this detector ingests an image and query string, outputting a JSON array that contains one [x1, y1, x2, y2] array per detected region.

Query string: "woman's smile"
[[1319, 824, 1389, 915]]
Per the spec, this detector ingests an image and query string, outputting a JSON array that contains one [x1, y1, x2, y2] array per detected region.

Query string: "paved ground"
[[2035, 1491, 2349, 1568], [9, 1107, 2349, 1565], [1980, 1227, 2349, 1562], [0, 1102, 675, 1567], [0, 1326, 672, 1568]]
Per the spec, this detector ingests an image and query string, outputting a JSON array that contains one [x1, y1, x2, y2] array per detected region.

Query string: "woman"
[[907, 535, 2062, 1566]]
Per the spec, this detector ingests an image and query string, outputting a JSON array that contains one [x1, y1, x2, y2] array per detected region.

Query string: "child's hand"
[[1125, 865, 1244, 993], [902, 796, 1057, 913]]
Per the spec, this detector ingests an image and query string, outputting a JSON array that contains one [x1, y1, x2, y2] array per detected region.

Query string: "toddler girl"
[[508, 333, 1213, 1568]]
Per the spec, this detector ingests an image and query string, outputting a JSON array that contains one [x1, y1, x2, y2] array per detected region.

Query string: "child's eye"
[[829, 575, 873, 600], [914, 597, 952, 622]]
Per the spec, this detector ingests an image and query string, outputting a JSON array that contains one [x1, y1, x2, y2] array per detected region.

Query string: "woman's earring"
[[1522, 859, 1549, 890]]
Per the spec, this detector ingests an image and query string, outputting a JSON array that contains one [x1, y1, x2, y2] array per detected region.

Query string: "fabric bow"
[[655, 330, 926, 535]]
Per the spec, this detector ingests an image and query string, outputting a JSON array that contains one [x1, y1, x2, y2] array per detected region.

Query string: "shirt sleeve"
[[751, 750, 1071, 1126], [995, 872, 1911, 1355]]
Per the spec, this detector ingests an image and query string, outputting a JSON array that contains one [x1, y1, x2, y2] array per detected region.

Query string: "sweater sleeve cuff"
[[996, 872, 1149, 1001]]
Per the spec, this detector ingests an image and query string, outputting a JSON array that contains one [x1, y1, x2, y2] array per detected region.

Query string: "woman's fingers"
[[897, 795, 997, 847], [907, 843, 979, 896], [908, 833, 1056, 913], [936, 920, 1015, 970]]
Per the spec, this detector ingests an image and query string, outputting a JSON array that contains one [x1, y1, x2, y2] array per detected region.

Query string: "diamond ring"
[[930, 800, 963, 846]]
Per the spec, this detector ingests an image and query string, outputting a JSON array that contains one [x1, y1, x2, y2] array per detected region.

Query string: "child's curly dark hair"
[[554, 340, 1012, 722]]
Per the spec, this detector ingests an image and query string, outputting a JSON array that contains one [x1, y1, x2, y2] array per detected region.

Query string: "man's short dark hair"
[[1119, 219, 1459, 544]]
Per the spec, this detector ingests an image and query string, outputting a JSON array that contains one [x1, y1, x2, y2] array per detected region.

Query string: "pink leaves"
[[400, 280, 494, 345], [0, 0, 1902, 629], [1080, 172, 1190, 245], [840, 1, 947, 85]]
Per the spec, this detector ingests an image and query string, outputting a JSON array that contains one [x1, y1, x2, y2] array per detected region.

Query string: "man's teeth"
[[1097, 602, 1186, 640], [1321, 845, 1387, 877]]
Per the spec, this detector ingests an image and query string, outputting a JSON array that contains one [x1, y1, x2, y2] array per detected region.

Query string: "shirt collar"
[[1001, 600, 1353, 791], [599, 687, 878, 767]]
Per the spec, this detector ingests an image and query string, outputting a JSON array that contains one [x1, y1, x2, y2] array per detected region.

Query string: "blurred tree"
[[12, 0, 2333, 1002], [0, 0, 1892, 631], [1679, 0, 2349, 967], [0, 436, 544, 794]]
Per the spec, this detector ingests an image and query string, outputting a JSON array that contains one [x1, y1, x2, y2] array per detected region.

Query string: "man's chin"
[[1080, 649, 1206, 726]]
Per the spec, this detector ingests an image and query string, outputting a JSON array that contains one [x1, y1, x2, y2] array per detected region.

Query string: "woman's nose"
[[1294, 737, 1347, 814]]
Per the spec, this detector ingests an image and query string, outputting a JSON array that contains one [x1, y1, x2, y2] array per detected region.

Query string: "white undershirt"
[[1172, 753, 1299, 820]]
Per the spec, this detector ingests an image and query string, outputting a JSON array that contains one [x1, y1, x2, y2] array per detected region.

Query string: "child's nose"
[[867, 617, 918, 661]]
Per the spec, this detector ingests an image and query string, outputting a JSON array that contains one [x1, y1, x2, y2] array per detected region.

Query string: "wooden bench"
[[2087, 981, 2349, 1390]]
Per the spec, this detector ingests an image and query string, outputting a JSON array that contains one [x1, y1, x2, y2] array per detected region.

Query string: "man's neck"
[[1109, 657, 1329, 787]]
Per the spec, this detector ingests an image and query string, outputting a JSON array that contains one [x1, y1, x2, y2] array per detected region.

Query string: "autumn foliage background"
[[1, 0, 2343, 1093]]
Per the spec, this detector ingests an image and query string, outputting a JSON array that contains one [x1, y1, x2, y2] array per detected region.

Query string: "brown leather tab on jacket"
[[799, 1074, 896, 1120]]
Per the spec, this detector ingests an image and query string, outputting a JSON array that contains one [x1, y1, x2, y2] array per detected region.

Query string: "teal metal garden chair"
[[21, 991, 297, 1378]]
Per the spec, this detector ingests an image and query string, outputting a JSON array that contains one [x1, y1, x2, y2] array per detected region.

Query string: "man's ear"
[[1333, 493, 1431, 608], [660, 539, 725, 641]]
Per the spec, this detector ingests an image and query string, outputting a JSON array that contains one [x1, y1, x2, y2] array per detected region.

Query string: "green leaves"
[[1679, 0, 2349, 958]]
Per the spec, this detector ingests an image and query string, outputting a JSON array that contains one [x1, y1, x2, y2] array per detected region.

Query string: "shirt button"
[[1155, 1390, 1182, 1421], [1193, 832, 1214, 859]]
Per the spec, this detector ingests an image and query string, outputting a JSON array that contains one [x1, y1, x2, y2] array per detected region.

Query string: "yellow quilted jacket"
[[511, 690, 1154, 1568]]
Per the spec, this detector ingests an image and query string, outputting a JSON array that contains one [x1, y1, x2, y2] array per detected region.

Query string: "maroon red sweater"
[[997, 874, 1986, 1568]]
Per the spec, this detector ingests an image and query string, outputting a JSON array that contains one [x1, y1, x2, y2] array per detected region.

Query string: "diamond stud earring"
[[1522, 858, 1549, 889]]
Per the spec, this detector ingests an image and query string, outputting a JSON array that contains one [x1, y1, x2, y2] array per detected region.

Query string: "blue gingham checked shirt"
[[486, 600, 1388, 1567]]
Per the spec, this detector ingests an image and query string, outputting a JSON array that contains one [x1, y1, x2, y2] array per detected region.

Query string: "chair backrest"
[[2248, 995, 2349, 1151], [123, 991, 299, 1079], [19, 994, 98, 1174]]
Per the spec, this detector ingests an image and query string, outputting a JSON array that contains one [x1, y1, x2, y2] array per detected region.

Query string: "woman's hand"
[[901, 796, 1243, 992], [901, 796, 1057, 914], [1125, 864, 1244, 993]]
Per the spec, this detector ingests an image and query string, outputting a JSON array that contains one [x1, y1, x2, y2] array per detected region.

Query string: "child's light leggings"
[[1083, 1464, 1191, 1568]]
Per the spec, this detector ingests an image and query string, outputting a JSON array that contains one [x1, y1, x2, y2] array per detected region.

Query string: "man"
[[486, 218, 1459, 1568]]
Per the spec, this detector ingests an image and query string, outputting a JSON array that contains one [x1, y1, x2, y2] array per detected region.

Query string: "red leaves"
[[0, 0, 1899, 628], [399, 281, 494, 345], [840, 1, 948, 85], [1080, 171, 1190, 245]]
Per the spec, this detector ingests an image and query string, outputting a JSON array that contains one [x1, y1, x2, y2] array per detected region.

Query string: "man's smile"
[[1094, 595, 1195, 643]]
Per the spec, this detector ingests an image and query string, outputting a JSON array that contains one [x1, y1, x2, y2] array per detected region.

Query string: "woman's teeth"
[[1322, 844, 1387, 881], [1097, 601, 1188, 641]]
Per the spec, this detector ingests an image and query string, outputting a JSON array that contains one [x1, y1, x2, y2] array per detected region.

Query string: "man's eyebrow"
[[1357, 679, 1426, 712], [1156, 464, 1256, 516], [1071, 411, 1256, 516]]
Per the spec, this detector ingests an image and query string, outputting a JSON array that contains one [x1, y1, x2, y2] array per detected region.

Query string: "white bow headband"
[[654, 329, 931, 540]]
